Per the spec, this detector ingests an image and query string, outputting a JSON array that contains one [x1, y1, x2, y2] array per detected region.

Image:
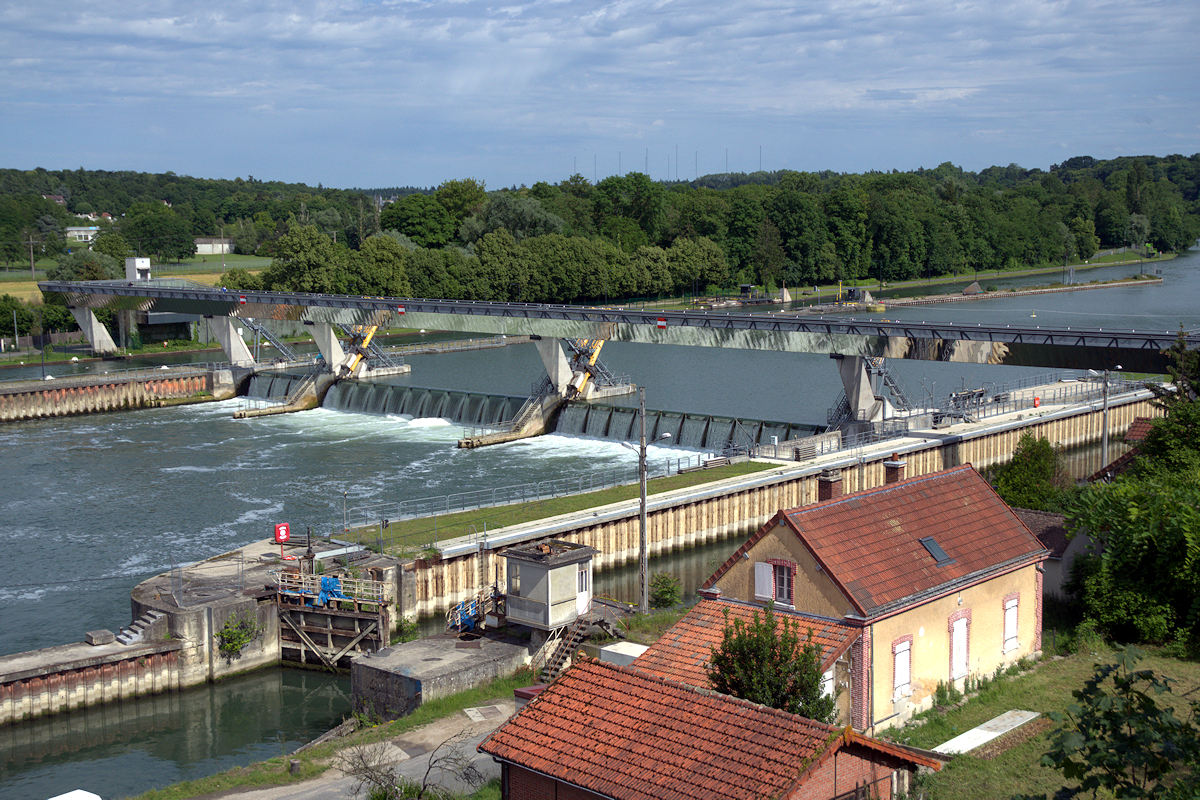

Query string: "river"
[[0, 250, 1195, 797]]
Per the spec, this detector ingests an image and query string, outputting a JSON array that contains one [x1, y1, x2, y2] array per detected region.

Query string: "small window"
[[773, 563, 794, 605], [1003, 597, 1019, 653], [919, 537, 955, 567], [578, 564, 590, 594], [893, 639, 912, 698], [508, 564, 521, 597]]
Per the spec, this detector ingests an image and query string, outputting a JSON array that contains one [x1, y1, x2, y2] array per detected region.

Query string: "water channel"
[[1, 250, 1196, 797]]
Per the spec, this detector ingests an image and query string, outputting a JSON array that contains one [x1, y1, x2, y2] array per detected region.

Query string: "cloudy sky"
[[2, 0, 1196, 189]]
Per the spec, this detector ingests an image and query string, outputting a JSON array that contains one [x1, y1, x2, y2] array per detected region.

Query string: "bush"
[[648, 572, 682, 608], [215, 613, 261, 659]]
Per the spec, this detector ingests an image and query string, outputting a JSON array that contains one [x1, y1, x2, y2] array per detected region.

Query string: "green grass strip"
[[341, 460, 776, 556]]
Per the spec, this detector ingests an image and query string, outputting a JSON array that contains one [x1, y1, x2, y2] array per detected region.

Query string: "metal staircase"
[[565, 338, 621, 388], [242, 318, 299, 362], [866, 357, 913, 411], [336, 325, 403, 370], [537, 608, 593, 682]]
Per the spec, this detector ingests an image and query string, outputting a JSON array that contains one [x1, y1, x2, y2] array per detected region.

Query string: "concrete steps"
[[115, 610, 165, 646]]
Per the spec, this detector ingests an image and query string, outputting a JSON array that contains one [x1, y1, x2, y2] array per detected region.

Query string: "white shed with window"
[[501, 540, 597, 631]]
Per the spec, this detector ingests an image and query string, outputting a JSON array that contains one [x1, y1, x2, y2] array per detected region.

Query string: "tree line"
[[5, 154, 1199, 311]]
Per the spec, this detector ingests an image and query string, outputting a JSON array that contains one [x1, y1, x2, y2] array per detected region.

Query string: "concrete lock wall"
[[0, 372, 229, 423], [0, 645, 184, 726], [404, 395, 1160, 621], [132, 595, 281, 687]]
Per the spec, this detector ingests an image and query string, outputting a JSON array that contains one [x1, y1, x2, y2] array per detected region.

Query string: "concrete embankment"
[[882, 277, 1162, 308], [0, 365, 237, 423]]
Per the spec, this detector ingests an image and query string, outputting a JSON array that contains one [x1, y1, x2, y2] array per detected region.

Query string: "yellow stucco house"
[[699, 461, 1048, 732]]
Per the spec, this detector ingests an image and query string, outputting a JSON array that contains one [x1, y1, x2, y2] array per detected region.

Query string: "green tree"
[[1069, 476, 1200, 647], [120, 202, 195, 261], [259, 224, 352, 293], [648, 572, 681, 608], [91, 231, 133, 261], [218, 267, 262, 291], [380, 194, 455, 248], [1036, 647, 1200, 799], [434, 178, 487, 226], [353, 235, 411, 297], [992, 433, 1068, 512], [47, 249, 121, 281], [707, 603, 836, 723], [459, 193, 564, 244]]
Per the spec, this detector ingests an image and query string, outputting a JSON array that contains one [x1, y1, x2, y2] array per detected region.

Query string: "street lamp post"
[[623, 388, 670, 614], [1100, 365, 1123, 472]]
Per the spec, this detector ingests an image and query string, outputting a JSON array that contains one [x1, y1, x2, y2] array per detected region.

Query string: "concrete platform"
[[351, 631, 530, 720], [934, 709, 1040, 754]]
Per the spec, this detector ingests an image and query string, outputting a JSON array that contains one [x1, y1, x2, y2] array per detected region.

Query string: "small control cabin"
[[502, 540, 596, 631]]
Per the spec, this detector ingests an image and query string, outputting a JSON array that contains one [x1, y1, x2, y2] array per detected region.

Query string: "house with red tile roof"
[[479, 658, 942, 800], [635, 597, 859, 724], [699, 462, 1048, 731]]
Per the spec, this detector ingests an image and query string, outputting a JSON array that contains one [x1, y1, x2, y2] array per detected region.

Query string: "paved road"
[[209, 698, 517, 800]]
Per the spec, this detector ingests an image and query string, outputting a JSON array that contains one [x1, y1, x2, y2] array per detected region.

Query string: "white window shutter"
[[754, 562, 772, 601], [1004, 599, 1019, 652], [894, 642, 911, 696], [822, 669, 835, 698]]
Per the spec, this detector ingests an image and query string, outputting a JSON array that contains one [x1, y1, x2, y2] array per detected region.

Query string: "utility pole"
[[24, 236, 37, 279], [637, 387, 649, 615]]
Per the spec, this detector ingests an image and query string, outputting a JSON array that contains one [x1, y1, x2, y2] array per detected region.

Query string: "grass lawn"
[[339, 460, 777, 555], [885, 645, 1200, 799]]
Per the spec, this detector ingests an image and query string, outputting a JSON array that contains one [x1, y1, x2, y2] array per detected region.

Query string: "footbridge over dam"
[[41, 280, 1199, 373], [41, 279, 1198, 434]]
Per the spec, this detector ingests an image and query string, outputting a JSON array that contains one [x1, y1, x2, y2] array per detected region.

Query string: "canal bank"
[[0, 373, 1156, 730]]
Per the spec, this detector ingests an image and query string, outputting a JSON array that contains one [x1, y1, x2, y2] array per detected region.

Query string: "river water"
[[0, 251, 1195, 798]]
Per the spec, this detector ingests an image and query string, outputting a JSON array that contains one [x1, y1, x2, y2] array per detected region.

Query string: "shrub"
[[215, 612, 261, 659], [648, 572, 682, 608]]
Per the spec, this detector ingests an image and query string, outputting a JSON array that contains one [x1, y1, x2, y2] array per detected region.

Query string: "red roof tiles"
[[479, 659, 939, 800], [635, 598, 857, 687], [1124, 416, 1155, 443], [706, 465, 1047, 618]]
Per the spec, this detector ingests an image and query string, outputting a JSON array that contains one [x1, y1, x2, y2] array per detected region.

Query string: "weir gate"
[[251, 372, 816, 451]]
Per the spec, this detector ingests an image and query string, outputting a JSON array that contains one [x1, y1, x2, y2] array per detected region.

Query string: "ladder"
[[538, 607, 593, 682]]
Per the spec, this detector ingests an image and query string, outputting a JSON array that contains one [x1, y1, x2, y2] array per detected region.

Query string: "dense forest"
[[3, 155, 1198, 311]]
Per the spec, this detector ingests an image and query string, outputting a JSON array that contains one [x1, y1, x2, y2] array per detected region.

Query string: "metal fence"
[[942, 371, 1145, 422], [0, 362, 227, 393], [345, 453, 711, 531]]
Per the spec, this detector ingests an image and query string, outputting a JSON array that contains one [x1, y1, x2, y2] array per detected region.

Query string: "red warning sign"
[[656, 318, 667, 329], [274, 523, 290, 543], [396, 305, 406, 314], [238, 295, 247, 304]]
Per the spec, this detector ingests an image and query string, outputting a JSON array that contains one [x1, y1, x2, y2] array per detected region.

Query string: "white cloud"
[[0, 0, 1195, 185]]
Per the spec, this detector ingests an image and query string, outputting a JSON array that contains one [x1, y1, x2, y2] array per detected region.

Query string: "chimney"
[[698, 586, 722, 601], [817, 469, 843, 501], [884, 453, 907, 484]]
